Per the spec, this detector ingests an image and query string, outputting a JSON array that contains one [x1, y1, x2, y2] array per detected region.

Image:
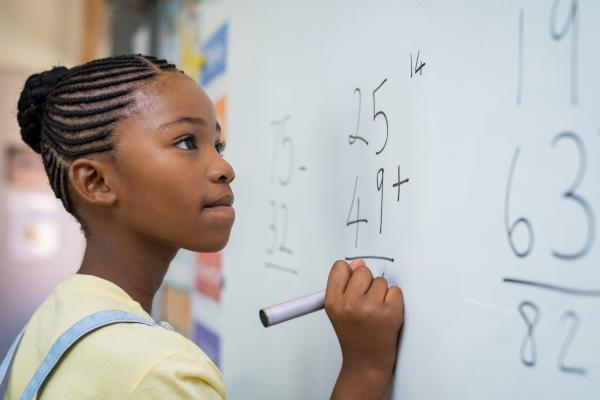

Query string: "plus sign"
[[392, 165, 409, 201]]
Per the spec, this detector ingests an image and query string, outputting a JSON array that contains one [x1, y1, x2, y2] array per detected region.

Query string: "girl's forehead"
[[133, 74, 215, 125]]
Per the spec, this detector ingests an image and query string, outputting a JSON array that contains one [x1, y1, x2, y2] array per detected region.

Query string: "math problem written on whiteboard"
[[264, 115, 308, 275], [505, 0, 597, 378], [344, 78, 410, 268], [263, 52, 421, 276]]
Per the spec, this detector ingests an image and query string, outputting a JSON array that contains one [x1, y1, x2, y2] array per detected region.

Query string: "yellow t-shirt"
[[4, 273, 226, 399]]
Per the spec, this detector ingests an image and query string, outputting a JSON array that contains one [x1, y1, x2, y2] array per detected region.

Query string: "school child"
[[0, 54, 404, 399]]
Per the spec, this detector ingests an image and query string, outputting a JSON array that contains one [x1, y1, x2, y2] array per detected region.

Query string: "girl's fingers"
[[326, 260, 353, 296], [366, 277, 388, 303], [349, 258, 366, 271], [345, 266, 374, 297], [384, 285, 404, 312]]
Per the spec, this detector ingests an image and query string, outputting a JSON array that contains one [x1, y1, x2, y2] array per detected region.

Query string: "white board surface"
[[193, 1, 600, 398]]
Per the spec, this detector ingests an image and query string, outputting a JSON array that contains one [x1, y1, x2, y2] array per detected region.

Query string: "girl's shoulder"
[[5, 273, 224, 399]]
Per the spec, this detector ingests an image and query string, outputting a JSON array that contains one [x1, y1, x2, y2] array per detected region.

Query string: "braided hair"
[[17, 54, 180, 214]]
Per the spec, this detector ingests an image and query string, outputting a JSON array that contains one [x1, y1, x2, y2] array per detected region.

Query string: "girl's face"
[[107, 72, 235, 252]]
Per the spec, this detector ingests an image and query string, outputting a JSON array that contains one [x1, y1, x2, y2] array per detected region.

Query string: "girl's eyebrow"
[[158, 116, 206, 130]]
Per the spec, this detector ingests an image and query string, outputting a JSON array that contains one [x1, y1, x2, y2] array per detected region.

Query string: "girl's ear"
[[68, 158, 117, 207]]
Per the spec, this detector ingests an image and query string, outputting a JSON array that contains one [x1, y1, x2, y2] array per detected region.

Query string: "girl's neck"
[[77, 231, 178, 315]]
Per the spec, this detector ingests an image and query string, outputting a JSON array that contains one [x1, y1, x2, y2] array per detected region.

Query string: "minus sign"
[[345, 255, 395, 262], [265, 262, 299, 275], [298, 166, 307, 171]]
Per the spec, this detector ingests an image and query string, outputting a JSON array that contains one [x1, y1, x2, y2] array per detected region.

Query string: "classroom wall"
[[0, 0, 84, 72], [0, 0, 111, 356]]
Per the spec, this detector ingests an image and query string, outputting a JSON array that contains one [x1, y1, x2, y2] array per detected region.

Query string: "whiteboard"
[[184, 1, 600, 399]]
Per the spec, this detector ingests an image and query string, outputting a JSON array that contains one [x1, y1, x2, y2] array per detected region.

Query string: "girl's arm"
[[325, 260, 404, 400]]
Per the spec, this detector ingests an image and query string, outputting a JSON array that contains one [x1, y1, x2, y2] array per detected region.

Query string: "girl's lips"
[[202, 205, 235, 216], [204, 193, 234, 208]]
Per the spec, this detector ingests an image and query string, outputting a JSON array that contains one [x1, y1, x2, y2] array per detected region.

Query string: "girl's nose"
[[208, 157, 235, 184]]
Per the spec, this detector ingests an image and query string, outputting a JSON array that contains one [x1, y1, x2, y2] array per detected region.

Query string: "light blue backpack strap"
[[0, 327, 27, 399], [18, 310, 161, 400]]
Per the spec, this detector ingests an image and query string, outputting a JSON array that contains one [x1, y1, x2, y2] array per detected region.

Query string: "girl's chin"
[[186, 236, 231, 253]]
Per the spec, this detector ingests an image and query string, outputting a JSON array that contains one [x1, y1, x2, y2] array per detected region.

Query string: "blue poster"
[[193, 320, 221, 368], [201, 23, 228, 86]]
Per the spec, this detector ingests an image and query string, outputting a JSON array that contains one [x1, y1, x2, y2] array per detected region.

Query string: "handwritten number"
[[516, 8, 524, 105], [347, 176, 368, 248], [270, 116, 293, 185], [270, 123, 279, 184], [372, 79, 389, 155], [410, 51, 426, 77], [549, 0, 579, 104], [551, 132, 594, 259], [266, 201, 293, 255], [505, 148, 535, 257], [348, 80, 389, 154], [558, 310, 586, 375], [549, 0, 577, 40], [519, 301, 540, 367], [349, 88, 368, 145], [278, 136, 294, 186], [266, 200, 277, 255], [377, 168, 384, 234], [278, 204, 293, 254]]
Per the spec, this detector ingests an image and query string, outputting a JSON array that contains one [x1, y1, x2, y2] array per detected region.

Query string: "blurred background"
[[0, 0, 213, 358]]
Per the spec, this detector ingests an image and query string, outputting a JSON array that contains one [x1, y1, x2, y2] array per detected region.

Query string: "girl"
[[0, 54, 404, 399]]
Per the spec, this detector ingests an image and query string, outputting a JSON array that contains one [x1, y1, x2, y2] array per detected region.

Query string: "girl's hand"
[[325, 259, 404, 400]]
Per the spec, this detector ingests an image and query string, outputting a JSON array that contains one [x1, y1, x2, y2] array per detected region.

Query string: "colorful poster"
[[161, 285, 191, 336], [164, 249, 195, 290], [201, 23, 228, 86], [193, 320, 221, 368], [195, 252, 222, 302], [159, 0, 204, 80]]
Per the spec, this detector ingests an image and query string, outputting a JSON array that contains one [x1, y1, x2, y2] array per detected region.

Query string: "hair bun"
[[17, 66, 69, 153]]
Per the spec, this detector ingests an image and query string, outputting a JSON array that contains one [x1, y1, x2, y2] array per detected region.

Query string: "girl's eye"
[[215, 140, 226, 155], [175, 136, 196, 150]]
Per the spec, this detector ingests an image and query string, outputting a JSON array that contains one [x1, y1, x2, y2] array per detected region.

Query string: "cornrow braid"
[[17, 54, 181, 214]]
